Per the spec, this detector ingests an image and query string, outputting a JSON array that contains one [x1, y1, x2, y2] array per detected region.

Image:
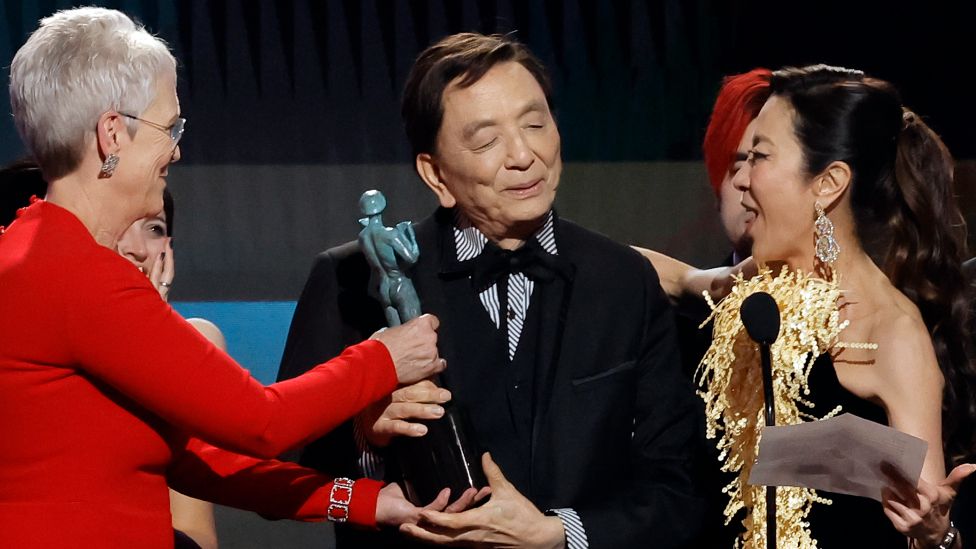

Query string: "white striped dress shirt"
[[452, 210, 558, 361]]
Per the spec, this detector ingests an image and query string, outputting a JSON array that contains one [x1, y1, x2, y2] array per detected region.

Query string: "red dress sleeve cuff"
[[346, 478, 384, 528], [304, 478, 384, 527]]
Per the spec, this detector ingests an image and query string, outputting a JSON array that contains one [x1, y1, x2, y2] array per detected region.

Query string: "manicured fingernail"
[[414, 425, 428, 435], [428, 406, 443, 416]]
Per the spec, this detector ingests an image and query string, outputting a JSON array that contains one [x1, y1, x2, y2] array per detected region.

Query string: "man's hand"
[[371, 314, 446, 384], [375, 483, 490, 527], [376, 483, 449, 527], [400, 453, 566, 548], [359, 380, 452, 448]]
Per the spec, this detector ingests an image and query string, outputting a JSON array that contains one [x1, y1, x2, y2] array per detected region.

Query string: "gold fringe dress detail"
[[696, 267, 876, 549]]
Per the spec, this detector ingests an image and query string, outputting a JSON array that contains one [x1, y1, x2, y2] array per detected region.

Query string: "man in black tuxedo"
[[277, 33, 702, 548]]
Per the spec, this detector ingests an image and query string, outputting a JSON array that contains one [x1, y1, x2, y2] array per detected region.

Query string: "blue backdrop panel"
[[173, 301, 296, 385]]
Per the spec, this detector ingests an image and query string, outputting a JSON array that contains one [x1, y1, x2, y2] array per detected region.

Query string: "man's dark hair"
[[401, 33, 552, 157]]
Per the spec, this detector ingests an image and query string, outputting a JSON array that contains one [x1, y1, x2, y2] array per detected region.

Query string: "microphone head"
[[740, 291, 781, 345]]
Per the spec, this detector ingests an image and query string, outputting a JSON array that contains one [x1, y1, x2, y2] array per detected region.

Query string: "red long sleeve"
[[169, 437, 382, 526], [63, 243, 397, 458], [0, 201, 395, 547]]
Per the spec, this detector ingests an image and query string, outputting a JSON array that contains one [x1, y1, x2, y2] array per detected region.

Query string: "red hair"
[[703, 68, 773, 196]]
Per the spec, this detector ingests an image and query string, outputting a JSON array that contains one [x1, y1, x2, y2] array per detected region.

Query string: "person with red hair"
[[663, 68, 774, 547], [702, 68, 773, 263], [673, 68, 772, 374]]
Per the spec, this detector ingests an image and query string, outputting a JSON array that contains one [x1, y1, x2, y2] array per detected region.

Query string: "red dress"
[[0, 201, 396, 547]]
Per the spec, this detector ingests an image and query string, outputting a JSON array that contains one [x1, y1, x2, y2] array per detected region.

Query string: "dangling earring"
[[100, 154, 119, 177], [814, 202, 839, 265]]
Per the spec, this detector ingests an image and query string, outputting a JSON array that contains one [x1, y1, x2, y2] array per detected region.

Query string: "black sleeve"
[[275, 248, 383, 476], [576, 259, 705, 548], [277, 251, 351, 382]]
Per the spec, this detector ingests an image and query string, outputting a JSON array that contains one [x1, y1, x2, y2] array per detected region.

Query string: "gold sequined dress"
[[698, 269, 903, 548]]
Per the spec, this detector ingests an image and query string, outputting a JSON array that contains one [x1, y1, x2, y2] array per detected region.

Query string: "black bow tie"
[[456, 239, 573, 293], [439, 235, 574, 334]]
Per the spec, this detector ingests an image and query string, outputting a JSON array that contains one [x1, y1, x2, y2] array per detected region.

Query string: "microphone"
[[740, 291, 781, 549], [741, 291, 780, 346]]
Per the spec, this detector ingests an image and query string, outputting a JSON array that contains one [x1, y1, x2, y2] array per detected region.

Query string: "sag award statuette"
[[358, 190, 487, 505]]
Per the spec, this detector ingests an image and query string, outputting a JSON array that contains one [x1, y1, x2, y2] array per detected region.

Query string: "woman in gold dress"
[[642, 64, 975, 548]]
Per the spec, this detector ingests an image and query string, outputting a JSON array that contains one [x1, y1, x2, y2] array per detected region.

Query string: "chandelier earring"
[[814, 202, 839, 265]]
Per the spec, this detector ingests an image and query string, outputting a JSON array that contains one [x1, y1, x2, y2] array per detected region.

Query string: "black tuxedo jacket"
[[277, 208, 704, 548]]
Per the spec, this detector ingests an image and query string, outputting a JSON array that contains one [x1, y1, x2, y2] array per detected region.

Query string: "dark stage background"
[[1, 1, 974, 547], [2, 0, 974, 301]]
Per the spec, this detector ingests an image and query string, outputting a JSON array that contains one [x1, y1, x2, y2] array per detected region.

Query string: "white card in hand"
[[748, 413, 928, 501]]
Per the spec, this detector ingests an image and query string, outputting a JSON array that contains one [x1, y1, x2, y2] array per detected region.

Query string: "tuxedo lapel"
[[405, 212, 455, 361], [412, 209, 580, 496], [411, 210, 513, 432], [530, 218, 576, 466]]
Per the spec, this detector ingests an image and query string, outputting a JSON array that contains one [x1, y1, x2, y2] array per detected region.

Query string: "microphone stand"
[[758, 339, 776, 549], [740, 291, 780, 549]]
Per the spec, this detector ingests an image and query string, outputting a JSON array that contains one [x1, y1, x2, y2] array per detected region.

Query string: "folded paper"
[[749, 413, 927, 501]]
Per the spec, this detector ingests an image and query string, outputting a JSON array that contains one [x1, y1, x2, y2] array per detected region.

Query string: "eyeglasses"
[[119, 113, 185, 148]]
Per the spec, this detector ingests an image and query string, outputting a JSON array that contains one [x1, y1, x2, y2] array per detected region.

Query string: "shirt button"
[[507, 307, 515, 320]]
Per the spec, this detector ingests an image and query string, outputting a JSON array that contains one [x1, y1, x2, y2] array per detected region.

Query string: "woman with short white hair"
[[0, 8, 451, 547]]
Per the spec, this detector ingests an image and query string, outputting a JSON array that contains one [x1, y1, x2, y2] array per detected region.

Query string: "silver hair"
[[9, 7, 176, 180]]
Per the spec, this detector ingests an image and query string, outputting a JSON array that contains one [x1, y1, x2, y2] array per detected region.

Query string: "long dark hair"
[[771, 64, 975, 463], [162, 187, 174, 238]]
